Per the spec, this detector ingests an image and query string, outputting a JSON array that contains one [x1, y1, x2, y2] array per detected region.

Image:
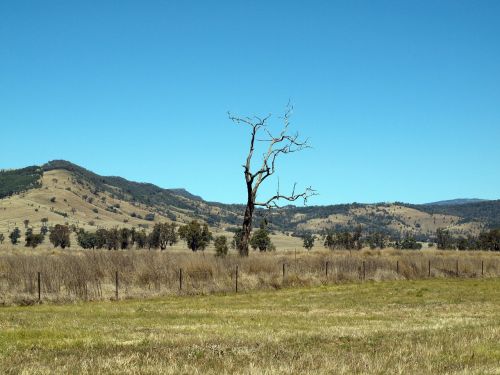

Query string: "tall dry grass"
[[0, 248, 499, 306]]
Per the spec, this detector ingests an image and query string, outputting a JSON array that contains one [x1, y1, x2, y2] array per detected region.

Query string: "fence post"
[[481, 260, 484, 276], [396, 260, 399, 274], [363, 261, 366, 280], [37, 272, 41, 302], [456, 259, 459, 277], [235, 265, 238, 293], [428, 260, 431, 277], [325, 261, 329, 277], [179, 268, 183, 291], [282, 263, 286, 281], [115, 271, 119, 300]]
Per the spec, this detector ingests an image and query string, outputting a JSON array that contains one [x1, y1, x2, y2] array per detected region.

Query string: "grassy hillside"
[[1, 278, 499, 374]]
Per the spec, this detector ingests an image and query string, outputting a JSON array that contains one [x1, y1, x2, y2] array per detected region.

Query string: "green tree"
[[49, 224, 71, 249], [77, 229, 97, 249], [436, 228, 454, 250], [25, 228, 33, 247], [214, 235, 229, 257], [148, 223, 178, 250], [119, 228, 132, 250], [9, 227, 21, 245], [249, 221, 274, 252], [133, 229, 148, 249], [178, 220, 212, 251], [367, 232, 386, 249], [302, 233, 315, 250], [398, 234, 422, 250], [105, 228, 120, 250], [93, 229, 107, 249]]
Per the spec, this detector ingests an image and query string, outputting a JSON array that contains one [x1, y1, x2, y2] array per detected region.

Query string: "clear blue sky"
[[1, 1, 499, 205]]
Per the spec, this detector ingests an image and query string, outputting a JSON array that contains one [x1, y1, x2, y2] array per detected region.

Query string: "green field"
[[1, 278, 499, 374]]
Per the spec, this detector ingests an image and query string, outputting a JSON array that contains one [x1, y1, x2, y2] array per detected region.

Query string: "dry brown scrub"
[[0, 248, 499, 306]]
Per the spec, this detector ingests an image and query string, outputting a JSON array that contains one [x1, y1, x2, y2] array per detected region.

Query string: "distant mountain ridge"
[[1, 160, 499, 241], [425, 198, 489, 206]]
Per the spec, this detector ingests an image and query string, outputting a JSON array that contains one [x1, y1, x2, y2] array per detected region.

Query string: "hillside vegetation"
[[0, 160, 499, 245]]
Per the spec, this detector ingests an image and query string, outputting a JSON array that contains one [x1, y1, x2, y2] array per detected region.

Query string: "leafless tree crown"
[[228, 104, 316, 209]]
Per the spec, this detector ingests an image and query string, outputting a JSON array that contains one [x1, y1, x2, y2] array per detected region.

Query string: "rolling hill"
[[1, 160, 499, 243]]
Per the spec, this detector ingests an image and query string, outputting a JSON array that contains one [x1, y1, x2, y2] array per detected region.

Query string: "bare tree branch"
[[255, 185, 318, 209]]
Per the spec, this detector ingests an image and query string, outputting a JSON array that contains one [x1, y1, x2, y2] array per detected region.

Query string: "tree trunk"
[[240, 200, 254, 256]]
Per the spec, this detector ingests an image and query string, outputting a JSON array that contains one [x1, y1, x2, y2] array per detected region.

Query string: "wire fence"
[[0, 250, 499, 305]]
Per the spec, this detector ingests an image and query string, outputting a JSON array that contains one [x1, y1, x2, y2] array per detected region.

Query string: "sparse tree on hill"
[[229, 104, 316, 256], [0, 233, 4, 244], [214, 235, 229, 257], [178, 220, 212, 251], [23, 219, 29, 228], [9, 227, 21, 245], [49, 224, 71, 249]]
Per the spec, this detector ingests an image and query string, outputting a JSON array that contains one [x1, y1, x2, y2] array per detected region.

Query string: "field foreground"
[[1, 278, 499, 374]]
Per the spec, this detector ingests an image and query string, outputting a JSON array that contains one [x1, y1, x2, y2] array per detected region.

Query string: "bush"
[[9, 228, 21, 244], [214, 236, 228, 257]]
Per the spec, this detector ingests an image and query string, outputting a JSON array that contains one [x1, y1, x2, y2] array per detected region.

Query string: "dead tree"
[[229, 104, 316, 256]]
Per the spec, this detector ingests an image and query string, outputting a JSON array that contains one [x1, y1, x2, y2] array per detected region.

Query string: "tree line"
[[1, 219, 276, 256], [296, 227, 500, 251]]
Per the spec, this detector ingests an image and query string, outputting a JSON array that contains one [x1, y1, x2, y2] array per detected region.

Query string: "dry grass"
[[0, 278, 499, 374], [0, 248, 498, 306]]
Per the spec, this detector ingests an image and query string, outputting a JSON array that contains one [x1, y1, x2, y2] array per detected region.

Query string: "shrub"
[[9, 228, 21, 244], [214, 235, 229, 257]]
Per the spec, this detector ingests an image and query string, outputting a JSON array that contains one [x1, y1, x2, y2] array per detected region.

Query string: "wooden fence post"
[[115, 271, 119, 300], [428, 260, 431, 277], [363, 261, 366, 280], [179, 268, 183, 291], [456, 259, 459, 277], [37, 272, 41, 302], [325, 261, 329, 277], [396, 260, 399, 274], [481, 260, 484, 276], [282, 263, 286, 281], [235, 265, 238, 293]]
